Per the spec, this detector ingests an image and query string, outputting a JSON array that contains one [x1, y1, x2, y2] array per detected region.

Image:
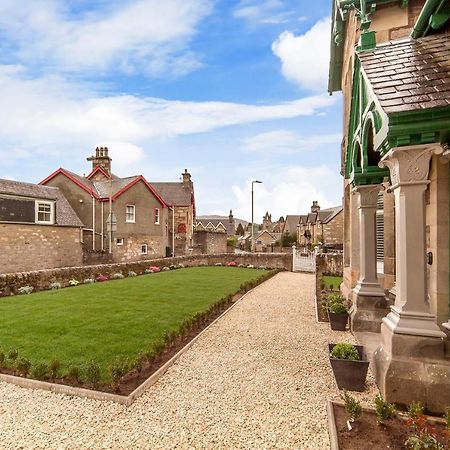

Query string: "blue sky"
[[0, 0, 342, 221]]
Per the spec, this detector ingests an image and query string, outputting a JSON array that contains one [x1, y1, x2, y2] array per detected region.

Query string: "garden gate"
[[292, 246, 316, 273]]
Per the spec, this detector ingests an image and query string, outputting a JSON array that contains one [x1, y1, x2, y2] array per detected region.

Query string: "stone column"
[[350, 184, 387, 332], [374, 144, 449, 413]]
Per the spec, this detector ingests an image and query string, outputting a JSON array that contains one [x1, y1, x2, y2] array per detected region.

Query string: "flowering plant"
[[96, 274, 108, 282]]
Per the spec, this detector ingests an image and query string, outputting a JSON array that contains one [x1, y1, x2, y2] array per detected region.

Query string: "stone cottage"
[[297, 202, 343, 249], [41, 147, 195, 260], [329, 0, 450, 411], [0, 179, 83, 273]]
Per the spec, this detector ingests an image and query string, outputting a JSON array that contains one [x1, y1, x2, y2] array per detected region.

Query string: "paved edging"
[[0, 282, 263, 405]]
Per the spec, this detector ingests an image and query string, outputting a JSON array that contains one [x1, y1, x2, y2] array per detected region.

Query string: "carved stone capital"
[[352, 184, 380, 208], [379, 144, 443, 188]]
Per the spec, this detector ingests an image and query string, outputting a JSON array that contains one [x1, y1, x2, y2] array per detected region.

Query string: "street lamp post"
[[251, 180, 262, 252]]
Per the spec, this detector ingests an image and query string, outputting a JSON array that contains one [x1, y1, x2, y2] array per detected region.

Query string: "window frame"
[[154, 207, 160, 225], [35, 200, 55, 224], [140, 243, 148, 255], [125, 204, 135, 223], [116, 238, 124, 246]]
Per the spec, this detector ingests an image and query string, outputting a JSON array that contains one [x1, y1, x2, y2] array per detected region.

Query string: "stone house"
[[254, 230, 281, 252], [297, 202, 343, 249], [0, 179, 83, 274], [195, 210, 235, 236], [40, 147, 195, 260], [151, 169, 196, 256], [329, 0, 450, 411]]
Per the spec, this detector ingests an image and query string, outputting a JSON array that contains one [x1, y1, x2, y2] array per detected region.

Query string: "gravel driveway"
[[0, 272, 377, 449]]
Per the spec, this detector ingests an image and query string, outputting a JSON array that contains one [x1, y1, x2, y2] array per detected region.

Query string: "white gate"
[[292, 246, 316, 273]]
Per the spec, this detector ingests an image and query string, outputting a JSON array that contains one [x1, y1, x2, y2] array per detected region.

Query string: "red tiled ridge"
[[359, 33, 450, 114]]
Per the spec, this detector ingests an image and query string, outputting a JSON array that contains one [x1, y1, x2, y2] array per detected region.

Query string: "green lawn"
[[322, 275, 343, 290], [0, 267, 265, 380]]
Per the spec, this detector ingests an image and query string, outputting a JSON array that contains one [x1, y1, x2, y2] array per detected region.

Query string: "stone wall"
[[0, 223, 83, 274], [316, 253, 343, 277], [0, 253, 292, 296], [322, 210, 344, 246], [193, 231, 227, 254]]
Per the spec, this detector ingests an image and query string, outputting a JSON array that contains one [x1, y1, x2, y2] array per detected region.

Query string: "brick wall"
[[0, 223, 82, 274], [0, 253, 292, 295]]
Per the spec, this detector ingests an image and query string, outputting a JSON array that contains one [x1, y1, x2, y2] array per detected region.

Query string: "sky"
[[0, 0, 343, 222]]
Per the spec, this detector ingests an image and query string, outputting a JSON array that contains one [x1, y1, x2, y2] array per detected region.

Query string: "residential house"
[[195, 210, 235, 236], [297, 202, 343, 249], [151, 169, 196, 256], [254, 229, 281, 252], [0, 179, 83, 274], [329, 0, 450, 411], [41, 147, 172, 260]]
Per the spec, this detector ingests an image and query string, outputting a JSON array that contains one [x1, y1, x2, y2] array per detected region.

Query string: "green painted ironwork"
[[343, 57, 450, 185]]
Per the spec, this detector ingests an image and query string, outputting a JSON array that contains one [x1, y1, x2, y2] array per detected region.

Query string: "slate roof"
[[151, 182, 193, 206], [283, 215, 301, 234], [0, 178, 83, 227], [359, 33, 450, 114], [93, 176, 139, 197]]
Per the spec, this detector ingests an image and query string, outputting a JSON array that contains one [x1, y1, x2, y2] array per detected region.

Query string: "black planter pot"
[[328, 312, 348, 331], [328, 344, 369, 392]]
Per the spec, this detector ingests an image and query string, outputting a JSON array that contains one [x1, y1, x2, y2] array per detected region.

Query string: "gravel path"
[[0, 272, 378, 449]]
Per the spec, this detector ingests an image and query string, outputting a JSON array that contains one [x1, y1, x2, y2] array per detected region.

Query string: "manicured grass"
[[0, 267, 265, 381], [322, 275, 343, 290]]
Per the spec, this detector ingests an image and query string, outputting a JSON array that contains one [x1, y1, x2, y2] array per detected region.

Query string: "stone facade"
[[0, 253, 292, 296], [0, 223, 82, 274], [170, 205, 194, 256], [44, 172, 169, 260], [330, 0, 450, 412], [297, 203, 343, 249], [193, 231, 227, 254]]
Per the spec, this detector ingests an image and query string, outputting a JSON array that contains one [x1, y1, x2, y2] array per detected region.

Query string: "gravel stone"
[[0, 272, 377, 449]]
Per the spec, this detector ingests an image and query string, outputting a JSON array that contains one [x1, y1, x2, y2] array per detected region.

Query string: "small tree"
[[236, 223, 245, 236], [281, 232, 297, 247]]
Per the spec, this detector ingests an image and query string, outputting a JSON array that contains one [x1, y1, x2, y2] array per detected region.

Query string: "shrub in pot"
[[324, 293, 348, 331], [328, 343, 369, 392]]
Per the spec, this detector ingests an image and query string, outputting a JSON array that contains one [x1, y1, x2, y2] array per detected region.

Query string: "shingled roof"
[[359, 33, 450, 114], [0, 179, 83, 227]]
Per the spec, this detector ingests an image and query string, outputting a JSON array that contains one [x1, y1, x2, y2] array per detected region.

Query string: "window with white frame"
[[140, 243, 148, 255], [154, 207, 160, 225], [35, 201, 54, 224], [116, 238, 124, 246], [126, 205, 135, 223]]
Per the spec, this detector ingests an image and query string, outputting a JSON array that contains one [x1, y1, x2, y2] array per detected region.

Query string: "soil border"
[[326, 400, 447, 450], [0, 279, 268, 405]]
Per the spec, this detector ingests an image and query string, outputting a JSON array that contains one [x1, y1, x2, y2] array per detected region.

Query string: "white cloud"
[[0, 65, 336, 164], [233, 0, 294, 25], [230, 165, 342, 221], [0, 0, 212, 77], [242, 129, 341, 155], [272, 17, 331, 91]]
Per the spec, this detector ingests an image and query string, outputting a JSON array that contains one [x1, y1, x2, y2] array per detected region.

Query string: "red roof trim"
[[39, 168, 100, 199], [86, 166, 111, 180], [108, 176, 167, 207]]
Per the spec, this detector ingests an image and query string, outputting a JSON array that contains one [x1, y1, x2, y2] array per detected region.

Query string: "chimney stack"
[[182, 169, 192, 188], [311, 201, 320, 213], [87, 146, 112, 175]]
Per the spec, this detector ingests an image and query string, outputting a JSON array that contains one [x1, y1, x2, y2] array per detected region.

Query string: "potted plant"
[[328, 343, 369, 392], [325, 293, 348, 331]]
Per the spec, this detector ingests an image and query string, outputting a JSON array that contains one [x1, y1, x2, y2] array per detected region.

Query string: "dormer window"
[[35, 201, 54, 224]]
